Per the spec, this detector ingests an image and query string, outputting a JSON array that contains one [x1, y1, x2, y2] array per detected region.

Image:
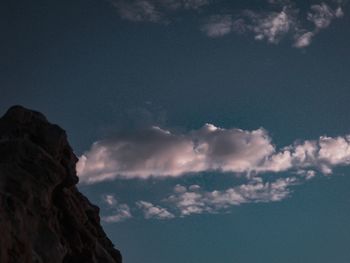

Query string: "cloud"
[[203, 5, 299, 43], [307, 3, 343, 29], [166, 176, 298, 216], [100, 174, 307, 219], [101, 194, 132, 223], [77, 124, 276, 182], [111, 0, 162, 22], [110, 0, 209, 22], [293, 31, 314, 48], [201, 15, 233, 38], [296, 169, 316, 180], [136, 201, 175, 219], [78, 123, 350, 183], [103, 194, 118, 206], [108, 0, 346, 48], [286, 136, 350, 174], [241, 8, 297, 44], [204, 1, 345, 48], [231, 1, 345, 48], [181, 0, 209, 10], [291, 3, 345, 47], [318, 135, 350, 165]]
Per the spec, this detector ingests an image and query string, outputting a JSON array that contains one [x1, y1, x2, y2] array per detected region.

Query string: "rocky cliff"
[[0, 106, 122, 263]]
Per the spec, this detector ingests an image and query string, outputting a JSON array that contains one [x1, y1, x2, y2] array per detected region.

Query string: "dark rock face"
[[0, 106, 122, 263]]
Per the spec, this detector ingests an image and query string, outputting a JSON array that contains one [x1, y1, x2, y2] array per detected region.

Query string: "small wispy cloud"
[[291, 2, 345, 47], [293, 31, 314, 48], [110, 0, 209, 23], [167, 177, 298, 216], [212, 1, 345, 48], [107, 0, 346, 48], [181, 0, 210, 10], [111, 0, 161, 22], [307, 3, 343, 29], [136, 201, 175, 219], [238, 7, 297, 44], [101, 194, 132, 223], [201, 15, 233, 38], [101, 175, 302, 221]]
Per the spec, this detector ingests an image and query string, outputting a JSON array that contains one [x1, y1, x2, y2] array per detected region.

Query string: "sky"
[[2, 0, 350, 262]]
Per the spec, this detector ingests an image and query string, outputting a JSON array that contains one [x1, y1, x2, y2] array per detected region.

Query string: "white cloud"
[[161, 0, 209, 10], [77, 124, 276, 183], [167, 177, 298, 216], [110, 0, 209, 22], [136, 201, 175, 219], [112, 0, 162, 22], [307, 3, 342, 29], [292, 3, 345, 47], [99, 174, 311, 219], [235, 1, 344, 48], [293, 31, 314, 48], [103, 194, 118, 206], [102, 205, 132, 223], [204, 7, 297, 42], [201, 15, 233, 38], [318, 136, 350, 165], [205, 1, 345, 47], [174, 184, 187, 193], [296, 170, 316, 180], [335, 7, 344, 18], [108, 0, 346, 47], [78, 123, 350, 183], [182, 0, 209, 10], [101, 194, 132, 223], [288, 136, 350, 173], [245, 8, 296, 44], [99, 178, 299, 220]]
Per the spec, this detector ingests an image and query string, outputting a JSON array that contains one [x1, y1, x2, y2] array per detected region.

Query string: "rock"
[[0, 106, 122, 263]]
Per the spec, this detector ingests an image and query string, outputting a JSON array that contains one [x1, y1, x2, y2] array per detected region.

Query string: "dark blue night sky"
[[2, 0, 350, 262]]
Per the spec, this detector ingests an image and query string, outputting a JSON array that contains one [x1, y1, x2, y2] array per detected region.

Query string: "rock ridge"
[[0, 105, 122, 263]]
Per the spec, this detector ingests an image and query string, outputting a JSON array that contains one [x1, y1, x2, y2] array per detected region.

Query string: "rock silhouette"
[[0, 106, 122, 263]]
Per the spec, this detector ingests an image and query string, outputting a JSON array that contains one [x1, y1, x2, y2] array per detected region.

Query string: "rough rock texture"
[[0, 106, 122, 263]]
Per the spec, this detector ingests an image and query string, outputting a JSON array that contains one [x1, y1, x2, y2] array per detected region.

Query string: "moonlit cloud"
[[136, 201, 175, 219], [112, 0, 161, 22], [108, 0, 346, 48], [201, 15, 233, 38], [77, 124, 276, 183], [296, 170, 316, 180], [77, 124, 350, 184], [91, 127, 350, 220], [181, 0, 209, 9], [101, 194, 132, 223], [229, 1, 345, 47], [110, 0, 209, 23], [307, 3, 343, 29], [101, 175, 302, 220], [293, 31, 314, 48], [291, 2, 345, 47], [167, 177, 298, 216], [104, 194, 118, 206], [240, 8, 297, 44]]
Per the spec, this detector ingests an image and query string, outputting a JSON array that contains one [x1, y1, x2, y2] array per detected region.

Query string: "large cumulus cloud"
[[77, 124, 350, 183], [77, 124, 274, 183]]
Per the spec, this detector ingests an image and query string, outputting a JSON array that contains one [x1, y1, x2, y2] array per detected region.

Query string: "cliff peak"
[[0, 106, 122, 263]]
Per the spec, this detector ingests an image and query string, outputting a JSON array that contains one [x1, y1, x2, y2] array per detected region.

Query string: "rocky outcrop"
[[0, 106, 122, 263]]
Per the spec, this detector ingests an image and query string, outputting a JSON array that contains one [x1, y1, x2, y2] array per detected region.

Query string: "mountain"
[[0, 106, 122, 263]]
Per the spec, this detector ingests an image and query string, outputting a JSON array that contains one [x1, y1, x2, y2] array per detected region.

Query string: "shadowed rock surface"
[[0, 106, 122, 263]]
